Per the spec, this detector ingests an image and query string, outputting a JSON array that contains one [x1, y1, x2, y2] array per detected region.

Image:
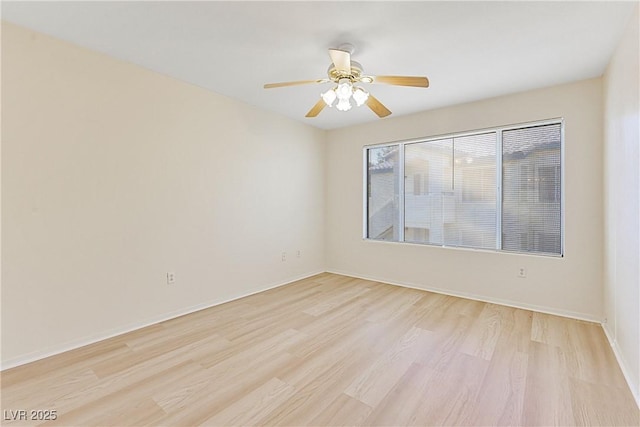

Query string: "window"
[[364, 120, 563, 256], [502, 123, 562, 254], [366, 146, 400, 241], [401, 132, 497, 249]]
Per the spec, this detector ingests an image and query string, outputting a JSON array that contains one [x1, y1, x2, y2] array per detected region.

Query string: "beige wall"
[[326, 78, 604, 321], [603, 5, 640, 404], [1, 22, 326, 367]]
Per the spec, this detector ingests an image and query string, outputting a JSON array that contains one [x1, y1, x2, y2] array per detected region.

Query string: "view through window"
[[365, 120, 563, 256]]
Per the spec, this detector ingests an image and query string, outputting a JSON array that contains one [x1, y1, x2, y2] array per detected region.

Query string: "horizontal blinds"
[[403, 133, 496, 250], [404, 138, 452, 245], [502, 123, 562, 255]]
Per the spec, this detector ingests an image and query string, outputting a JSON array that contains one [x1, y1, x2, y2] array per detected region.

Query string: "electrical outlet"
[[281, 252, 286, 262], [297, 250, 301, 258], [167, 272, 176, 284], [517, 267, 526, 278]]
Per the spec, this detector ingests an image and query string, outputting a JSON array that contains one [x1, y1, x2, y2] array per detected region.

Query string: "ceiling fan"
[[263, 44, 429, 118]]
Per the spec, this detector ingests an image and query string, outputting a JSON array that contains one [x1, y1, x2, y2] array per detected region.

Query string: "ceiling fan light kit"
[[321, 78, 369, 112], [264, 45, 429, 119]]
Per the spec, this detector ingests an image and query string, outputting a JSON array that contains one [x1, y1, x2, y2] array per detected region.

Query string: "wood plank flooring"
[[1, 273, 638, 426]]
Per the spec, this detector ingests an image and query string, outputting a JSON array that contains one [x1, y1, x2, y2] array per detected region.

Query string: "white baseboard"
[[602, 323, 640, 409], [326, 269, 601, 323], [0, 270, 324, 371]]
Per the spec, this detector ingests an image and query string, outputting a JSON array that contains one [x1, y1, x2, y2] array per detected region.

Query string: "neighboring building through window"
[[366, 146, 400, 241], [365, 120, 563, 256]]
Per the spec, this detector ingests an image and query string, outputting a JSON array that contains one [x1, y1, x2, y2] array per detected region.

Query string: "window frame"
[[363, 118, 565, 257]]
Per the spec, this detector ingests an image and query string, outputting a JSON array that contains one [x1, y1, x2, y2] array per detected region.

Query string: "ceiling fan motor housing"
[[327, 60, 365, 82]]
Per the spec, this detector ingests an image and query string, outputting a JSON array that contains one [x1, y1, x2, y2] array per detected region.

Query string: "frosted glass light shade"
[[336, 98, 352, 111], [336, 79, 353, 101], [353, 87, 369, 106], [321, 89, 337, 106]]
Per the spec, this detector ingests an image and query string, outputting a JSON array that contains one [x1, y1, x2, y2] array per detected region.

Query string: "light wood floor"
[[1, 273, 638, 426]]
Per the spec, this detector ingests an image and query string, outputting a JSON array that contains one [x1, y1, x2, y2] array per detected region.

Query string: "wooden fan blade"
[[305, 99, 326, 118], [264, 79, 327, 89], [366, 94, 392, 118], [329, 48, 351, 74], [372, 75, 429, 88]]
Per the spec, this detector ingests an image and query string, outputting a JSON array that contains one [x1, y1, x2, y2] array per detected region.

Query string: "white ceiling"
[[2, 1, 635, 130]]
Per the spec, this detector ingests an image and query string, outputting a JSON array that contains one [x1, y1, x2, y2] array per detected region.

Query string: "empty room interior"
[[1, 1, 639, 426]]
